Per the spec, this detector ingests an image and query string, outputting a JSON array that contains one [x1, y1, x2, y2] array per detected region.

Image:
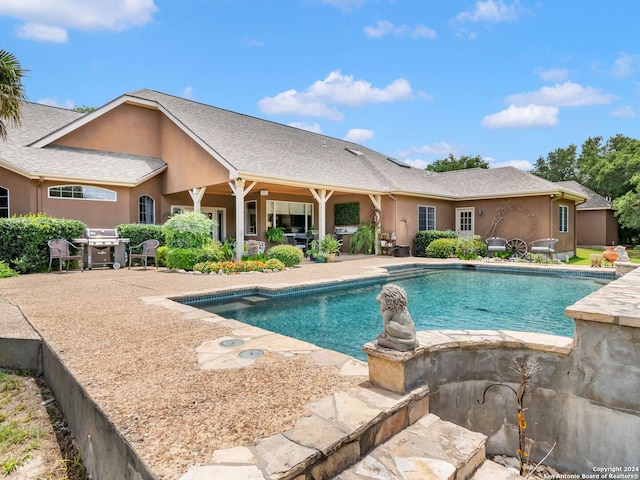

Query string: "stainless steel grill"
[[74, 228, 130, 269]]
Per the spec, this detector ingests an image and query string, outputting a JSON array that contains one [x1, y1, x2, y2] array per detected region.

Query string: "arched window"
[[0, 186, 8, 218], [48, 185, 116, 201], [138, 195, 155, 224]]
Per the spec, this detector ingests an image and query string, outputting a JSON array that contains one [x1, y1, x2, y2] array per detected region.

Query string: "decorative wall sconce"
[[478, 208, 483, 216]]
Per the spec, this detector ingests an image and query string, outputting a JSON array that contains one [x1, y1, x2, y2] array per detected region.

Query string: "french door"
[[456, 207, 474, 237]]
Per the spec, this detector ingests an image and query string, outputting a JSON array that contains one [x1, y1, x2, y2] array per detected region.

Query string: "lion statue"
[[375, 284, 418, 352]]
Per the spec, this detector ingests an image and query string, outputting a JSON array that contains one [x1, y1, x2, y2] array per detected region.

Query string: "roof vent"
[[387, 157, 410, 168], [345, 148, 363, 156]]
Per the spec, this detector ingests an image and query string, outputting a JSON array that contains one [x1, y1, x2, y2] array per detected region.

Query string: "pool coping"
[[172, 261, 616, 307]]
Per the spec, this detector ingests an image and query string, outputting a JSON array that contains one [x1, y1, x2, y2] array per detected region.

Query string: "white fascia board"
[[236, 171, 387, 195]]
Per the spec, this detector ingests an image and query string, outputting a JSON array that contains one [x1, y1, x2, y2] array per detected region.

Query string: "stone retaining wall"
[[365, 268, 640, 473]]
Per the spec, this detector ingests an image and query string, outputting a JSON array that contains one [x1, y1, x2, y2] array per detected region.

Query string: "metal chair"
[[529, 238, 559, 260], [47, 239, 84, 273], [128, 239, 159, 270], [485, 237, 508, 257]]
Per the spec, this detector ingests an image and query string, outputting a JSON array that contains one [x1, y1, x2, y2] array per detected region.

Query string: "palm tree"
[[0, 49, 27, 140]]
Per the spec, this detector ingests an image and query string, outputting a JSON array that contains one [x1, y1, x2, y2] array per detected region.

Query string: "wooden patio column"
[[229, 179, 256, 261], [310, 188, 334, 240], [189, 187, 206, 213], [369, 194, 382, 255]]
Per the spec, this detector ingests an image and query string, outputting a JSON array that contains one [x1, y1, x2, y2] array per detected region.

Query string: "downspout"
[[37, 176, 44, 213]]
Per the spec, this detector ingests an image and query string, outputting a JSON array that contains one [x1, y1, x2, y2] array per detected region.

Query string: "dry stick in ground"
[[477, 357, 541, 477]]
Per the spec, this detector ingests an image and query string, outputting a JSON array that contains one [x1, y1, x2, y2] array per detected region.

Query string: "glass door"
[[456, 207, 474, 237]]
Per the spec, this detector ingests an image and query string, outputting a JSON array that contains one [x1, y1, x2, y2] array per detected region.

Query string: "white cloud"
[[258, 89, 345, 121], [506, 82, 617, 107], [403, 158, 429, 169], [258, 70, 412, 120], [363, 21, 437, 39], [536, 68, 568, 83], [320, 0, 366, 12], [289, 122, 322, 134], [489, 159, 534, 170], [37, 97, 75, 109], [343, 128, 373, 143], [1, 0, 157, 42], [183, 86, 194, 99], [16, 23, 68, 43], [396, 142, 455, 158], [482, 104, 559, 129], [612, 52, 640, 78], [611, 106, 636, 119], [455, 0, 519, 23]]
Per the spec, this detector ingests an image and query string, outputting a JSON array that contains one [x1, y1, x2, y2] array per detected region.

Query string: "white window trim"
[[48, 185, 117, 201], [245, 200, 258, 236], [138, 195, 156, 224], [0, 186, 9, 218], [418, 205, 436, 231], [559, 205, 569, 233]]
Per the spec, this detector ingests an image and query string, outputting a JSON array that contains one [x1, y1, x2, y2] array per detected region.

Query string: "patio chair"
[[128, 239, 159, 270], [529, 238, 559, 260], [485, 237, 508, 257], [287, 235, 307, 253], [48, 239, 84, 273]]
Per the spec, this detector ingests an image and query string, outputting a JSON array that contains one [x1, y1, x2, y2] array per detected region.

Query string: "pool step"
[[386, 267, 431, 281], [469, 460, 524, 479], [334, 413, 487, 480]]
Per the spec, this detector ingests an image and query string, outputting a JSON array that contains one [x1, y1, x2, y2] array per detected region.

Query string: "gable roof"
[[556, 181, 613, 210], [0, 102, 166, 186], [2, 89, 587, 202]]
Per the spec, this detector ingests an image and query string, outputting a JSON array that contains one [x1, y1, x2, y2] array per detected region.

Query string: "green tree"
[[530, 144, 581, 182], [0, 49, 27, 140], [579, 134, 640, 199], [73, 105, 96, 113], [426, 154, 489, 172]]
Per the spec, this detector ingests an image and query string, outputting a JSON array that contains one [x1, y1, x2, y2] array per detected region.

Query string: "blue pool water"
[[197, 268, 609, 360]]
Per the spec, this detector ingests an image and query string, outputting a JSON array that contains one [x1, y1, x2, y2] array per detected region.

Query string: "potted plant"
[[380, 232, 391, 247], [265, 226, 285, 245], [320, 235, 342, 262], [349, 221, 376, 254]]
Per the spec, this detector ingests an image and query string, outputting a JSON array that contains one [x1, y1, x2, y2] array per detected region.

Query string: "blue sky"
[[1, 0, 638, 170]]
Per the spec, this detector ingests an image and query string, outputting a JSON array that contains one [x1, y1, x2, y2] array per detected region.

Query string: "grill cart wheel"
[[112, 262, 121, 269]]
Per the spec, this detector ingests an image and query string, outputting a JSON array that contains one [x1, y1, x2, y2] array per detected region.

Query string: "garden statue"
[[375, 284, 418, 352], [615, 245, 630, 262]]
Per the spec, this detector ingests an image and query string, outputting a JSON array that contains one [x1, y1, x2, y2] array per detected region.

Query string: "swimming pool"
[[187, 266, 612, 360]]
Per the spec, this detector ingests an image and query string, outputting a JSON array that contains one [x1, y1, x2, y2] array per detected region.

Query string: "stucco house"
[[556, 180, 618, 247], [0, 89, 587, 260]]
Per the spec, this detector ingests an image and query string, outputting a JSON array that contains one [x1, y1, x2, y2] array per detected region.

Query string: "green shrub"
[[116, 224, 165, 248], [163, 212, 215, 248], [455, 236, 488, 260], [165, 244, 225, 270], [425, 238, 457, 258], [414, 230, 457, 257], [266, 244, 304, 267], [0, 261, 18, 278], [156, 245, 168, 267], [0, 214, 86, 273]]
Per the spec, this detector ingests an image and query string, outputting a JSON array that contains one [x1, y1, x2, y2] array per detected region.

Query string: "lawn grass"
[[566, 247, 640, 266]]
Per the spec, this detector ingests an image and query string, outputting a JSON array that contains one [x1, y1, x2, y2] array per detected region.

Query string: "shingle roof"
[[2, 90, 587, 202], [556, 181, 613, 209]]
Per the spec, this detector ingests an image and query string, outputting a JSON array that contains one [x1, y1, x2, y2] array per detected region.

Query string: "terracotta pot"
[[603, 246, 618, 263]]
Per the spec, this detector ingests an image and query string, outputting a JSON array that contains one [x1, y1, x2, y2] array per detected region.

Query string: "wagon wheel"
[[506, 238, 528, 259]]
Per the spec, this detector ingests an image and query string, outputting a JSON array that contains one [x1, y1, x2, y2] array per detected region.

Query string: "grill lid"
[[84, 228, 119, 239]]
